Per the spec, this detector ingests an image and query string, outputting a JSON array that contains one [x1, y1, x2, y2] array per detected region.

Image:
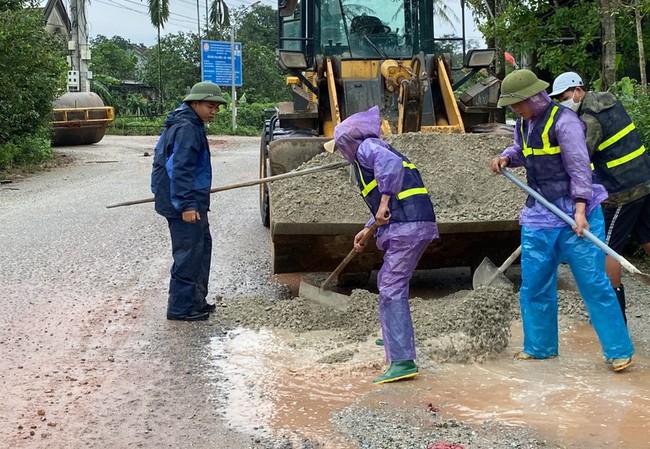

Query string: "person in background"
[[324, 105, 439, 384], [550, 71, 650, 324], [151, 82, 226, 321], [490, 69, 634, 372]]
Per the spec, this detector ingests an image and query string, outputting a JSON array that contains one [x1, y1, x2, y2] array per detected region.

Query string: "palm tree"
[[209, 0, 230, 30], [146, 0, 170, 112]]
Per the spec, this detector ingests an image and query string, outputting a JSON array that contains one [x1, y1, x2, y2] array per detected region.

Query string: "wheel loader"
[[261, 0, 519, 278]]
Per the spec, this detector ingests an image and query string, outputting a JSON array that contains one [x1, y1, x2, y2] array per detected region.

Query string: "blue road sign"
[[201, 40, 242, 87]]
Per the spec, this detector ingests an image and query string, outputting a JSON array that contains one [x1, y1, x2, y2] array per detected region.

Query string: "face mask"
[[559, 92, 580, 112]]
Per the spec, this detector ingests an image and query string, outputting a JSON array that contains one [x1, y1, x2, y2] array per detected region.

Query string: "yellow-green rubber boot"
[[372, 360, 418, 384]]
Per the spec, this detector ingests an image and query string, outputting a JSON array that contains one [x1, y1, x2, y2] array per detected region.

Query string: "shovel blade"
[[473, 256, 513, 290], [298, 278, 350, 312]]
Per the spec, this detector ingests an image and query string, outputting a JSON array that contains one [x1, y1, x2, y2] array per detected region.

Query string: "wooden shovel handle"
[[320, 220, 381, 290]]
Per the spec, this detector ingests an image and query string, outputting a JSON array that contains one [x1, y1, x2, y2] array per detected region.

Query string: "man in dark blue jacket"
[[151, 82, 226, 321]]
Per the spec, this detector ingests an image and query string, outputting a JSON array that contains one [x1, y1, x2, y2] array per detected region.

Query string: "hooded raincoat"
[[333, 106, 439, 362], [500, 92, 633, 360], [151, 103, 213, 318]]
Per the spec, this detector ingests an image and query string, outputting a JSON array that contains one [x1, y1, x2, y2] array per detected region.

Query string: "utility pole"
[[230, 24, 237, 132], [69, 0, 91, 92], [197, 0, 201, 37]]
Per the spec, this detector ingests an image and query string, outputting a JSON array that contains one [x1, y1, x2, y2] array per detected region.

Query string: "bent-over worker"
[[324, 105, 439, 383]]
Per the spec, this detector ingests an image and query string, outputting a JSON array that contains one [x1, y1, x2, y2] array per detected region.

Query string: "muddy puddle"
[[208, 322, 650, 448]]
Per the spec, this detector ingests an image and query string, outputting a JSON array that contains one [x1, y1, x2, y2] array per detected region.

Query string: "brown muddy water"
[[209, 322, 650, 449]]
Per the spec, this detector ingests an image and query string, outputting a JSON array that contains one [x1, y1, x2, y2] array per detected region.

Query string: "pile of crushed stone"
[[214, 282, 591, 365], [215, 286, 519, 364], [270, 133, 526, 224]]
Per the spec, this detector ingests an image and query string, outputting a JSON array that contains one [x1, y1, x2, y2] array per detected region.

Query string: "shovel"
[[472, 245, 521, 290], [105, 160, 349, 209], [501, 166, 650, 286], [299, 220, 381, 311]]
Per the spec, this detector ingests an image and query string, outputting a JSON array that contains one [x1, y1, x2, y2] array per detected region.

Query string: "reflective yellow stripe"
[[521, 106, 561, 156], [358, 160, 427, 199], [397, 187, 428, 199], [520, 121, 529, 156], [523, 145, 560, 156], [606, 146, 646, 168], [356, 162, 375, 197], [541, 106, 558, 148], [361, 179, 377, 196], [532, 145, 561, 155], [598, 123, 635, 151]]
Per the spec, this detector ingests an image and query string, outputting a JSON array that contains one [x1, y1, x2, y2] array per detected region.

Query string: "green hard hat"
[[498, 69, 549, 107], [183, 82, 227, 104]]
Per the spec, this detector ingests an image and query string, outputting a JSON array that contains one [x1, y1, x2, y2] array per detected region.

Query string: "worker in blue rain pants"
[[490, 69, 634, 372], [323, 105, 439, 383], [151, 82, 226, 321]]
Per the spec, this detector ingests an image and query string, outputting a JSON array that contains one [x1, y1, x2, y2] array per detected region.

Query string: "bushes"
[[610, 78, 650, 150], [210, 102, 277, 136], [0, 133, 53, 170], [107, 101, 277, 137], [0, 8, 66, 171]]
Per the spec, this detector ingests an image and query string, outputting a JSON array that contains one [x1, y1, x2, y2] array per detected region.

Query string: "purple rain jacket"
[[332, 106, 439, 249], [500, 92, 608, 228]]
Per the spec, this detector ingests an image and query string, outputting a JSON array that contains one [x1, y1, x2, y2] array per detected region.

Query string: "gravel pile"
[[270, 133, 526, 224], [215, 285, 519, 364]]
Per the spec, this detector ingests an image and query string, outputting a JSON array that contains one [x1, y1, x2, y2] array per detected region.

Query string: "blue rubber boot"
[[372, 360, 418, 384]]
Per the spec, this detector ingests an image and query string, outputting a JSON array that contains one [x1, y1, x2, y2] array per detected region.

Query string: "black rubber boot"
[[614, 284, 627, 325]]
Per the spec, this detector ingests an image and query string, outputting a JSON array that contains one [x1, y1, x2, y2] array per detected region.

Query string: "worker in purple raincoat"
[[324, 105, 439, 383], [490, 69, 634, 372]]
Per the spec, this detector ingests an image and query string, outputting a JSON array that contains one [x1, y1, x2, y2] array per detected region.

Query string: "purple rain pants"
[[378, 236, 431, 362]]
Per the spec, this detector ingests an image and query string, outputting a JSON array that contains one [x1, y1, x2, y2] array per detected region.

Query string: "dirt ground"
[[1, 135, 649, 449]]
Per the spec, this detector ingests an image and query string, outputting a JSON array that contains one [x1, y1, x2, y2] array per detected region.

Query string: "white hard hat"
[[549, 72, 584, 97]]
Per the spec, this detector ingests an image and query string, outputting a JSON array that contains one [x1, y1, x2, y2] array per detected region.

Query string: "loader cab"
[[279, 0, 444, 61], [275, 0, 499, 133]]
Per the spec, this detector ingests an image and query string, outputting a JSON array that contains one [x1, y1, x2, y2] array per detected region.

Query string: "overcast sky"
[[74, 0, 275, 45], [50, 0, 483, 47]]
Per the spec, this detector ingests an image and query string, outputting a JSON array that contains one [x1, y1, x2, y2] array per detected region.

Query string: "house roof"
[[43, 0, 71, 36]]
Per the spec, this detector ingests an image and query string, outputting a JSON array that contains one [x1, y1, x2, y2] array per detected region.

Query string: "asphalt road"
[[0, 135, 283, 448]]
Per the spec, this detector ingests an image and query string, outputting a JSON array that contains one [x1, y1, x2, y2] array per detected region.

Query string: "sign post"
[[200, 40, 242, 131]]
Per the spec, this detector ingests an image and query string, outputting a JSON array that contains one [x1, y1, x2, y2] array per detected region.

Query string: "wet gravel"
[[271, 133, 524, 224], [332, 402, 553, 449]]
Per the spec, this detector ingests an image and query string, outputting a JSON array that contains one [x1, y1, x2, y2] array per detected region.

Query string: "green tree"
[[236, 4, 276, 47], [141, 32, 201, 108], [466, 1, 602, 79], [90, 36, 138, 81], [146, 0, 170, 110], [241, 42, 290, 103], [235, 5, 289, 103], [0, 7, 66, 168]]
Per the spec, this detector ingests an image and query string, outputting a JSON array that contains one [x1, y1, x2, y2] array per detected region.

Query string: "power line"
[[92, 0, 204, 31]]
